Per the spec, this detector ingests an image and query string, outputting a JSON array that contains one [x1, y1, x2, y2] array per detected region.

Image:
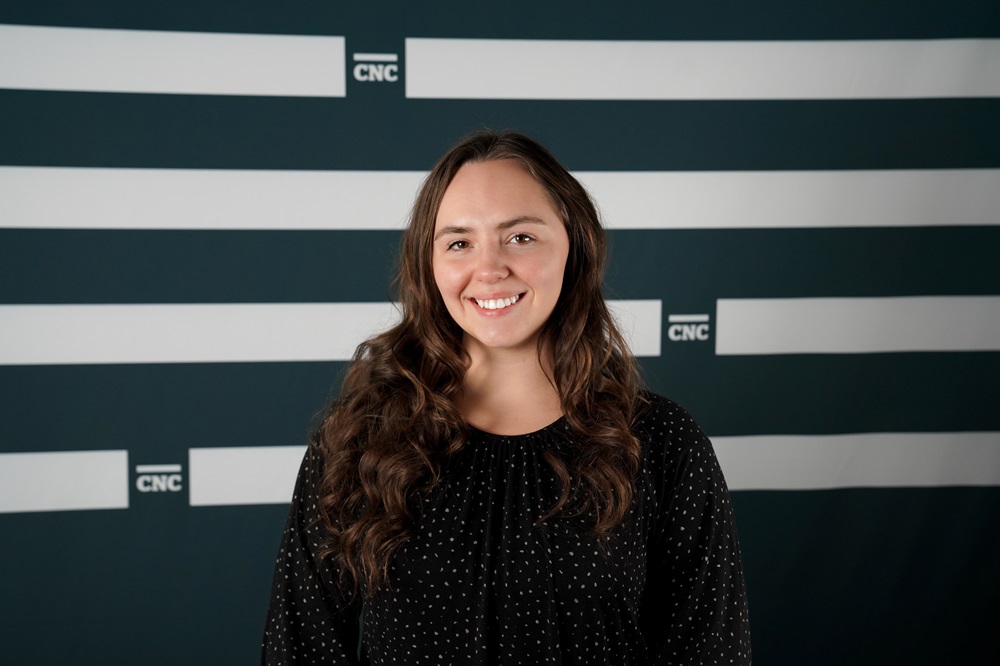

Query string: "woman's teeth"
[[475, 294, 520, 310]]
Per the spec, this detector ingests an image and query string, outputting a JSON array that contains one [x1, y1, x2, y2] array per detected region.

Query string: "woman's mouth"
[[473, 294, 521, 311]]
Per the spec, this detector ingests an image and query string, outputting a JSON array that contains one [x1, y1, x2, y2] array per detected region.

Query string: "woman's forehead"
[[434, 160, 561, 230]]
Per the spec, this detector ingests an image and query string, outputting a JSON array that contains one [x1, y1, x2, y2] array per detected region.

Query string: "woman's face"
[[432, 159, 570, 358]]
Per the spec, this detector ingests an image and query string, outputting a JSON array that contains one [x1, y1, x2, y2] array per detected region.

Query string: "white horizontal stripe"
[[189, 446, 306, 506], [0, 300, 661, 365], [1, 432, 994, 513], [0, 450, 129, 513], [3, 167, 997, 230], [608, 300, 661, 357], [0, 167, 422, 230], [578, 169, 1000, 229], [0, 303, 402, 365], [353, 52, 398, 62], [194, 431, 1000, 506], [714, 432, 1000, 490], [668, 314, 710, 324], [135, 464, 182, 473], [0, 24, 345, 97], [715, 296, 1000, 355], [406, 38, 1000, 100]]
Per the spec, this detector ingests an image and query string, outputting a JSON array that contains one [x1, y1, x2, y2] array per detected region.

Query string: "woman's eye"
[[509, 233, 534, 245], [446, 240, 469, 251]]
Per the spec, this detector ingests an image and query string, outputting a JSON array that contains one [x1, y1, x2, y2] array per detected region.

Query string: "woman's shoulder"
[[633, 390, 714, 459], [631, 392, 732, 509], [635, 390, 705, 431]]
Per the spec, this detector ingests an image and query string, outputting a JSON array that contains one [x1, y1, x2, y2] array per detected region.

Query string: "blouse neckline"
[[466, 416, 566, 442]]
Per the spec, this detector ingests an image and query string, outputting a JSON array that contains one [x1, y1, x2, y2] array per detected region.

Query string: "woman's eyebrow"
[[496, 216, 547, 231], [433, 217, 548, 241], [433, 225, 469, 240]]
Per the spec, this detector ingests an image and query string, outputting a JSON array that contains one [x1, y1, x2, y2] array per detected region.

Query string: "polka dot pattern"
[[262, 393, 751, 664]]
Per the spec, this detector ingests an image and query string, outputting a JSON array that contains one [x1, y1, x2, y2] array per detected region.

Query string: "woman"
[[262, 130, 751, 664]]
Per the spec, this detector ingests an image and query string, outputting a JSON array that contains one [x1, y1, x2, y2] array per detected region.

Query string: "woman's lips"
[[472, 294, 522, 310]]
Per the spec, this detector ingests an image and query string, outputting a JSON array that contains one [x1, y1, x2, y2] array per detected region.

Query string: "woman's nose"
[[475, 245, 510, 282]]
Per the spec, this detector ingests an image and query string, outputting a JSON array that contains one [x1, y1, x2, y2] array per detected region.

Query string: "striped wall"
[[1, 2, 998, 664]]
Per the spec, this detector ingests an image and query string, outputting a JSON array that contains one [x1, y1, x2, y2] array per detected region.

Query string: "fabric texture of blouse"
[[261, 393, 751, 665]]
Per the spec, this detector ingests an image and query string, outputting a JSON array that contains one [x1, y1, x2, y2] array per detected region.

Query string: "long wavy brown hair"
[[315, 129, 645, 597]]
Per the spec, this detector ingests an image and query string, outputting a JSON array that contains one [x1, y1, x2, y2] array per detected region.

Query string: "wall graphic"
[[1, 2, 999, 664]]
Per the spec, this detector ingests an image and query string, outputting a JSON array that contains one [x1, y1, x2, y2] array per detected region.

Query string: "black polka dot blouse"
[[261, 393, 751, 664]]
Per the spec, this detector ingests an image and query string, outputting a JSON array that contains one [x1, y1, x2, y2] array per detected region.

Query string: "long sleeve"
[[261, 446, 363, 665], [639, 397, 752, 665]]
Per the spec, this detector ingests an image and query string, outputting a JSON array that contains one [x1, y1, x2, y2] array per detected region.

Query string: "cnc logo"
[[352, 52, 399, 82], [667, 313, 710, 342], [135, 463, 184, 493]]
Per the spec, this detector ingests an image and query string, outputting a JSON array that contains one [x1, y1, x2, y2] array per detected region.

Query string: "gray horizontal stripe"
[[3, 167, 998, 230], [0, 302, 401, 365], [0, 167, 422, 230], [0, 300, 661, 365], [715, 296, 1000, 354], [715, 432, 1000, 490], [406, 38, 1000, 100], [0, 24, 346, 97], [0, 450, 129, 513], [189, 446, 305, 506], [2, 431, 997, 513]]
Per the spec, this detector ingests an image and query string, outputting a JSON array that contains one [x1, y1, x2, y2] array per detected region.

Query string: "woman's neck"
[[457, 343, 563, 436]]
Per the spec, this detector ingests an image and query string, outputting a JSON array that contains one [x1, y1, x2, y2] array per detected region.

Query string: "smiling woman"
[[432, 159, 572, 434], [433, 160, 570, 356], [261, 130, 751, 665]]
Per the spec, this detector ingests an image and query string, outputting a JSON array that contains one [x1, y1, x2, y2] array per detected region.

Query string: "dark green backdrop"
[[1, 2, 998, 664]]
